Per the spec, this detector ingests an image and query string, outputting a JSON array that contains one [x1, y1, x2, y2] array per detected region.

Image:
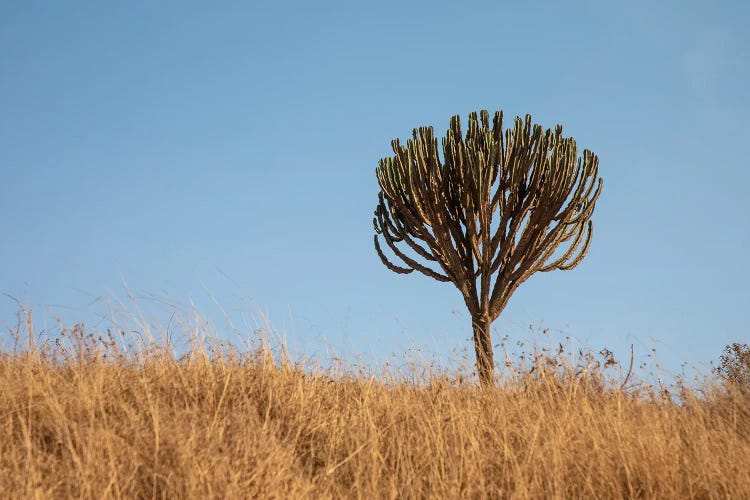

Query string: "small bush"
[[714, 342, 750, 392]]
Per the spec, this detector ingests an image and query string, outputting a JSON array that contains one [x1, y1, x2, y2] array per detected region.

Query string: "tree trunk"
[[472, 314, 495, 387]]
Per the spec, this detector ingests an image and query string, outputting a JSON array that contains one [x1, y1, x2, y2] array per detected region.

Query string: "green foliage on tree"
[[373, 110, 603, 386]]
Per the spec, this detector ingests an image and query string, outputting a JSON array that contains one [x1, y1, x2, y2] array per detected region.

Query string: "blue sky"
[[1, 1, 748, 379]]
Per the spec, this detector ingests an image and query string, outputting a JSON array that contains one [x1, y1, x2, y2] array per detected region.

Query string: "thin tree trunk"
[[472, 314, 494, 387]]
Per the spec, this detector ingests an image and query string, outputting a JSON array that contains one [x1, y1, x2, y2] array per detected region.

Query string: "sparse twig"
[[619, 344, 634, 391]]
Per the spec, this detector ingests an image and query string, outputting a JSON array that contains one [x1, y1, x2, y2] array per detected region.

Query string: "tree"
[[373, 110, 603, 386]]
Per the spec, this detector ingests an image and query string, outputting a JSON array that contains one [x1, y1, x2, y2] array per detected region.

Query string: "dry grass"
[[1, 311, 749, 499]]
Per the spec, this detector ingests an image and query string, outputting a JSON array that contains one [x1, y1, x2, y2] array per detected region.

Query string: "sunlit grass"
[[1, 307, 748, 498]]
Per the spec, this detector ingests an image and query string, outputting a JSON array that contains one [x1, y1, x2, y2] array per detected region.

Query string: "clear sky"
[[1, 1, 748, 379]]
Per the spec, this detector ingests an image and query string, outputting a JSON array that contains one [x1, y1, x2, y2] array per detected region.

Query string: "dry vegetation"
[[1, 310, 749, 499]]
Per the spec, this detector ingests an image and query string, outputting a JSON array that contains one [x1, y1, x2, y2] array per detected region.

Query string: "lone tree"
[[373, 109, 602, 386]]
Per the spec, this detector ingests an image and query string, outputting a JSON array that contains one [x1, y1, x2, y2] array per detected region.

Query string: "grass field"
[[1, 311, 748, 499]]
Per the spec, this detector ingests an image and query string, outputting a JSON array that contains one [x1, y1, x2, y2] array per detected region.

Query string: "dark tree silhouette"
[[373, 110, 603, 386]]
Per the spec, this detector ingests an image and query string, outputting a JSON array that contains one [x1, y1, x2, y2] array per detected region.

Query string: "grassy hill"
[[1, 316, 748, 498]]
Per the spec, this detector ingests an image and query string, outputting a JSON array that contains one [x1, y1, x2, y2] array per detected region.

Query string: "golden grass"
[[1, 314, 748, 499]]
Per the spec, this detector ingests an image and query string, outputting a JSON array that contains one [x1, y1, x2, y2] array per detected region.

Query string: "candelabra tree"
[[373, 110, 602, 386]]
